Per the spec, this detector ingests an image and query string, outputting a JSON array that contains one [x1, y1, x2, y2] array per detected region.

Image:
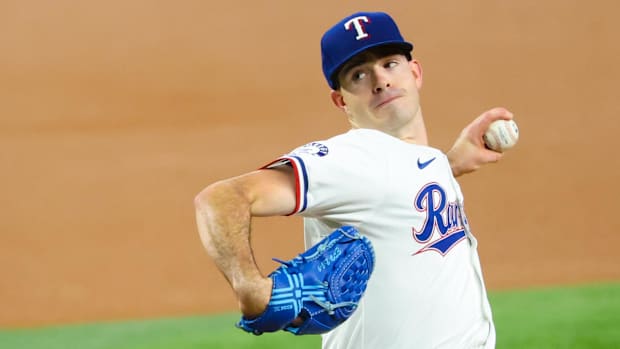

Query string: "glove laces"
[[309, 294, 357, 315]]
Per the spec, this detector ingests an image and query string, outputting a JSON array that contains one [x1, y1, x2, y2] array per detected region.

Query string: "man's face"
[[331, 48, 423, 134]]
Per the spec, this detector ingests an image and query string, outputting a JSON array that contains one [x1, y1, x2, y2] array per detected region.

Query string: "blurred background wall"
[[1, 0, 619, 327]]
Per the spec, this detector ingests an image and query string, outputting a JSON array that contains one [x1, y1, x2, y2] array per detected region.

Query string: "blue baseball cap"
[[321, 12, 414, 89]]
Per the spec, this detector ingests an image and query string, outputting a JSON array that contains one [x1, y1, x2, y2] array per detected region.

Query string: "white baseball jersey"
[[265, 128, 495, 349]]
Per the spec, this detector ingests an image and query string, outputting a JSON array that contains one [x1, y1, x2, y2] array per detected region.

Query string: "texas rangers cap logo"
[[344, 16, 370, 40], [320, 11, 414, 89]]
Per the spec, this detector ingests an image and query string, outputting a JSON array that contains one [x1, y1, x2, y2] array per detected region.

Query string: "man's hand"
[[447, 107, 514, 177]]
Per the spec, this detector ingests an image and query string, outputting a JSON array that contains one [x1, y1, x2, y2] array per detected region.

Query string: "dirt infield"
[[1, 1, 619, 327]]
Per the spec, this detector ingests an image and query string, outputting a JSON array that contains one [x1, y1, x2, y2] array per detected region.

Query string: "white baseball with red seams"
[[483, 119, 519, 152]]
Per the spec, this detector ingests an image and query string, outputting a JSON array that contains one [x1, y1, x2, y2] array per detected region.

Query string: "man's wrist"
[[447, 149, 464, 177]]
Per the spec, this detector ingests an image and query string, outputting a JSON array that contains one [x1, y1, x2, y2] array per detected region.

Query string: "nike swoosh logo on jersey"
[[417, 157, 436, 169]]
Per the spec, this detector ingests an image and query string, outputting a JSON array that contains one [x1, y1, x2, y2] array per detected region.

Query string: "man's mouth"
[[374, 94, 402, 109]]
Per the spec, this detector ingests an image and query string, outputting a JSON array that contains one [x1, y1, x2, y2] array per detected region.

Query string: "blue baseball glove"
[[236, 225, 375, 335]]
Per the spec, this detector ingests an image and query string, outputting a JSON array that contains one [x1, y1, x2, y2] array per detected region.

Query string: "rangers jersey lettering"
[[412, 183, 468, 256]]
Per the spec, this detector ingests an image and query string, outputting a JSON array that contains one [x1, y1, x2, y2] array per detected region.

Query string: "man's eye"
[[352, 71, 366, 81], [385, 61, 398, 69]]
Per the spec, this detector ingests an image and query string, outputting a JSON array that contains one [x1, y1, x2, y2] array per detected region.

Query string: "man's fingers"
[[482, 148, 503, 163], [486, 107, 514, 119], [476, 107, 514, 130]]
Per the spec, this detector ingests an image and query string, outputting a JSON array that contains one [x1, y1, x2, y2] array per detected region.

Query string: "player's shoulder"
[[322, 128, 404, 151], [289, 129, 445, 157], [270, 129, 447, 170], [288, 129, 385, 158], [334, 129, 446, 156], [331, 128, 394, 144]]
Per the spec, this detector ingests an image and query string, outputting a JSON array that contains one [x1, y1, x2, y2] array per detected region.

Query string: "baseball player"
[[195, 11, 513, 348]]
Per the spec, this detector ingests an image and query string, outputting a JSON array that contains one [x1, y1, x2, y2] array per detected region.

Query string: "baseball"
[[483, 119, 519, 152]]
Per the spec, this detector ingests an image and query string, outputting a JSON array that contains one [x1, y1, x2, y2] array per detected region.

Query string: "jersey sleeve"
[[261, 155, 311, 215], [262, 136, 386, 218]]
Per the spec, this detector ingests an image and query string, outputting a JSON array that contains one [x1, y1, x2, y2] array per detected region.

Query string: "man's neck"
[[396, 111, 428, 145], [349, 110, 428, 145]]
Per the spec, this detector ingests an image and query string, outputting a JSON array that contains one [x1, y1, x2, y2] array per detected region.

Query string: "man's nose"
[[372, 68, 391, 93]]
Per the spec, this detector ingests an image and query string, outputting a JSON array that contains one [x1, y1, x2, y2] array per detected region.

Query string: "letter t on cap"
[[344, 16, 370, 40]]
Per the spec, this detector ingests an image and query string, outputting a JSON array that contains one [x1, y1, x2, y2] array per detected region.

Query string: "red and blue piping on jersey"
[[262, 156, 309, 215], [411, 182, 467, 256]]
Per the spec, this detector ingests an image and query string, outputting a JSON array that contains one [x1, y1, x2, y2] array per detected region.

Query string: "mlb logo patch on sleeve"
[[292, 142, 329, 157]]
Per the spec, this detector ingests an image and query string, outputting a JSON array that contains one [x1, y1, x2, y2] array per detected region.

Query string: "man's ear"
[[331, 90, 347, 112], [410, 59, 423, 89]]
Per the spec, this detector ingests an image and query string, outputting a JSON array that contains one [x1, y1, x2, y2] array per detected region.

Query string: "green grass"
[[0, 314, 320, 349], [490, 282, 620, 349], [1, 282, 618, 349]]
